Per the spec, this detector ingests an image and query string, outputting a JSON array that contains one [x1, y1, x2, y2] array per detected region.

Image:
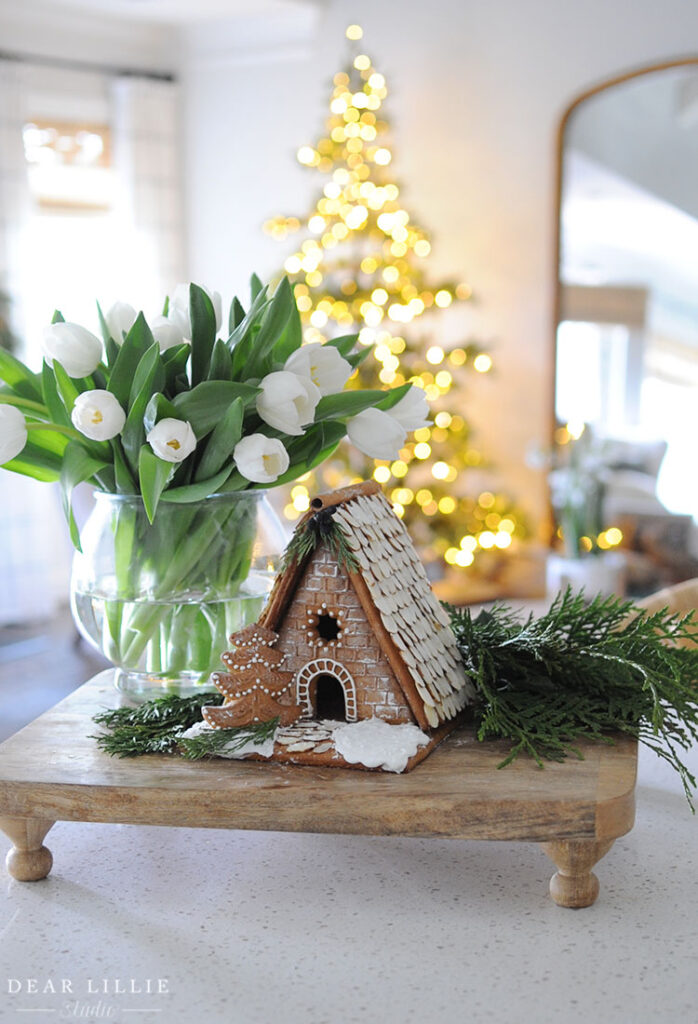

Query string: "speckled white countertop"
[[1, 743, 696, 1024]]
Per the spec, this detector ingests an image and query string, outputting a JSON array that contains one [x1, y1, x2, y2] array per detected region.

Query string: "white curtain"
[[110, 76, 185, 310], [0, 59, 72, 625]]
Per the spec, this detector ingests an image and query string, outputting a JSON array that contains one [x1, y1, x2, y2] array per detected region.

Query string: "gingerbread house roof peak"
[[260, 485, 475, 730]]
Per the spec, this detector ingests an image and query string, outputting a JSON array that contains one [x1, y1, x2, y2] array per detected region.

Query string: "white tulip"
[[256, 371, 320, 436], [41, 322, 103, 378], [169, 282, 223, 339], [233, 434, 289, 484], [387, 385, 430, 430], [151, 315, 188, 353], [146, 418, 197, 463], [347, 408, 407, 461], [284, 343, 352, 397], [71, 390, 126, 442], [105, 301, 137, 343], [0, 405, 28, 463]]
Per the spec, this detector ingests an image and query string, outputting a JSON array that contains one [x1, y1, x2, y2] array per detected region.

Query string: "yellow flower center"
[[167, 439, 181, 451], [91, 410, 103, 424]]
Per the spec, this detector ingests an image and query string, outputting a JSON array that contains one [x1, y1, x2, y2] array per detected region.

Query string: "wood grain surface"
[[0, 671, 637, 845]]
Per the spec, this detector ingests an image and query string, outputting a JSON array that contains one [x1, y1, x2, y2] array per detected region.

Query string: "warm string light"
[[266, 26, 523, 570]]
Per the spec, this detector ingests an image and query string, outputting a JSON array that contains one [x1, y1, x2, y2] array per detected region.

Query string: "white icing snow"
[[180, 720, 277, 759], [331, 718, 430, 773]]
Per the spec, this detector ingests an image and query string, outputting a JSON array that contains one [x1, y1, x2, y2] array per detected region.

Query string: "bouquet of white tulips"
[[0, 274, 428, 692]]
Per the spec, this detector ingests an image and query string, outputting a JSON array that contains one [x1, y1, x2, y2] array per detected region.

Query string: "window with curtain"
[[0, 58, 183, 625]]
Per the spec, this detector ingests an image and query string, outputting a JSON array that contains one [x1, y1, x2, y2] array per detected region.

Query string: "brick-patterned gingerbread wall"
[[274, 547, 414, 725]]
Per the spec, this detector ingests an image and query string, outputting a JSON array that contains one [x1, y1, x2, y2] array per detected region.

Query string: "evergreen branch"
[[283, 506, 358, 571], [448, 589, 698, 809], [179, 717, 279, 760], [92, 690, 224, 757]]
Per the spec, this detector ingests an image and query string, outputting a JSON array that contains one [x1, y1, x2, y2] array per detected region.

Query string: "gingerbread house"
[[201, 481, 475, 771]]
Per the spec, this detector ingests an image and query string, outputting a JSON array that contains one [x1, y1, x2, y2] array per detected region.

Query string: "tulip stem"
[[0, 396, 48, 415], [25, 422, 82, 439]]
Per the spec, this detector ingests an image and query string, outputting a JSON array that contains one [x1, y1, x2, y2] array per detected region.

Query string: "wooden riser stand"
[[0, 672, 638, 908]]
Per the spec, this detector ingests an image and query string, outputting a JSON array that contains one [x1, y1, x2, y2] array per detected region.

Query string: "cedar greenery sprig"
[[283, 504, 358, 572], [92, 690, 278, 760], [448, 589, 698, 808], [92, 690, 225, 757], [179, 717, 279, 760]]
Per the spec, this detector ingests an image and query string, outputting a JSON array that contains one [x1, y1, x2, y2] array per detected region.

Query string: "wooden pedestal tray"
[[0, 671, 637, 908]]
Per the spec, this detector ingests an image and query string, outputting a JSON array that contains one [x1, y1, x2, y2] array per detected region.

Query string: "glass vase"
[[70, 491, 287, 700]]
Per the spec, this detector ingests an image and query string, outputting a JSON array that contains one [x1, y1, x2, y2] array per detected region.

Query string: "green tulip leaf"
[[194, 397, 244, 481], [346, 346, 371, 370], [375, 382, 413, 410], [0, 349, 43, 402], [60, 441, 110, 549], [229, 296, 245, 334], [3, 439, 63, 482], [138, 445, 175, 523], [239, 277, 294, 378], [207, 338, 233, 382], [111, 438, 136, 493], [190, 284, 218, 386], [159, 463, 236, 503], [144, 393, 179, 436], [325, 334, 360, 357], [250, 273, 264, 300], [271, 298, 303, 365], [313, 389, 400, 422], [172, 381, 259, 439], [120, 344, 165, 476], [107, 313, 156, 408]]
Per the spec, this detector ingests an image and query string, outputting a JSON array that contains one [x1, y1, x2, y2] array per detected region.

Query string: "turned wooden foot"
[[0, 816, 55, 882], [540, 838, 615, 908]]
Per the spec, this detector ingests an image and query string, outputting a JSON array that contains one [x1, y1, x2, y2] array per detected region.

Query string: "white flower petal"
[[388, 385, 430, 430], [71, 390, 126, 442], [233, 434, 290, 483], [0, 405, 28, 463], [151, 315, 187, 353], [347, 408, 406, 460], [146, 418, 197, 463], [284, 343, 352, 396], [105, 301, 137, 344], [41, 322, 103, 378], [256, 371, 320, 436]]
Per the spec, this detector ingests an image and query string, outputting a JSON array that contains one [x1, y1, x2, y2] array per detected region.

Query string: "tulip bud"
[[233, 434, 289, 484], [256, 371, 320, 436], [284, 343, 352, 397], [146, 418, 197, 463], [347, 408, 406, 461], [41, 322, 102, 378], [151, 315, 187, 353], [0, 405, 28, 464], [387, 385, 430, 430], [71, 390, 126, 442], [105, 301, 137, 343]]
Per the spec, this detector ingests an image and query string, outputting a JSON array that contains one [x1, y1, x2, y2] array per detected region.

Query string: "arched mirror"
[[553, 59, 698, 595]]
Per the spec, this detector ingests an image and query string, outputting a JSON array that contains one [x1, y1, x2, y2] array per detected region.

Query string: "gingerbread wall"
[[274, 547, 414, 725]]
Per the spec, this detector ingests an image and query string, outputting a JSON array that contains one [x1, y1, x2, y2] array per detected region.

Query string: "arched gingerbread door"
[[295, 659, 358, 722]]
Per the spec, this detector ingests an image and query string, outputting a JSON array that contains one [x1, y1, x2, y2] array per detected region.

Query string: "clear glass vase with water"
[[71, 491, 287, 700]]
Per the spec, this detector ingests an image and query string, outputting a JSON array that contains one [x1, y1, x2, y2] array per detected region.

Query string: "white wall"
[[0, 0, 178, 72], [181, 0, 698, 536]]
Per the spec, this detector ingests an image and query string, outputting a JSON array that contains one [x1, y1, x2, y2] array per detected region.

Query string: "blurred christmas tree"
[[264, 24, 524, 578]]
